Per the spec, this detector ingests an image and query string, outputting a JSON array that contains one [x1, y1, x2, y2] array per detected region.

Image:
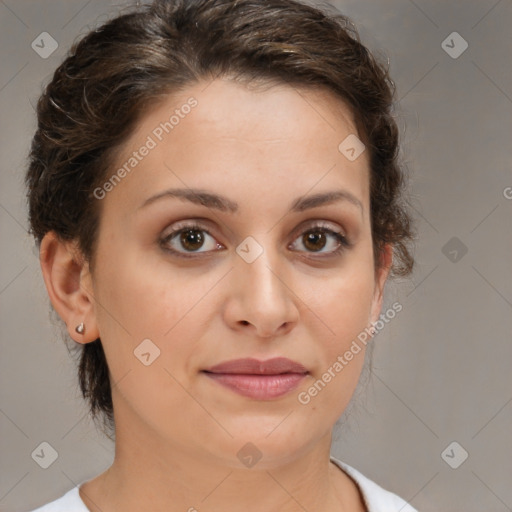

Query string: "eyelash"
[[159, 221, 351, 260]]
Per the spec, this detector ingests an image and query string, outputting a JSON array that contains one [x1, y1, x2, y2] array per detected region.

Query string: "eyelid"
[[159, 219, 351, 258], [160, 219, 215, 239], [291, 219, 348, 239]]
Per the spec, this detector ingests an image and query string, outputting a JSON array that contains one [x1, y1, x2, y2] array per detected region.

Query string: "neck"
[[79, 407, 362, 512]]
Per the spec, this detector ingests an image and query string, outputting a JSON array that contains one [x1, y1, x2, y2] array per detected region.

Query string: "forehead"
[[102, 78, 370, 216], [159, 77, 361, 145]]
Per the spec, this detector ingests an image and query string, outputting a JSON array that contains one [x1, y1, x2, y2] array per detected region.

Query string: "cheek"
[[90, 249, 205, 429], [93, 241, 193, 339], [296, 261, 375, 418], [309, 262, 376, 346], [91, 240, 218, 381]]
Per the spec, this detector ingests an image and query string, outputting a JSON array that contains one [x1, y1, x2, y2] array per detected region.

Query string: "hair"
[[25, 0, 415, 438]]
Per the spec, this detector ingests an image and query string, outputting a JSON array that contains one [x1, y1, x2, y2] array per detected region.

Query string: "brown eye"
[[290, 224, 350, 256], [302, 231, 328, 252], [160, 223, 222, 257], [179, 229, 205, 251]]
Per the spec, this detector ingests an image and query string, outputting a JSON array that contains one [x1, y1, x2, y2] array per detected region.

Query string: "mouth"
[[201, 357, 309, 400]]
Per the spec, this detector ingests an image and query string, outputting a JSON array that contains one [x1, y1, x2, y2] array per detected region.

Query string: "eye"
[[159, 221, 350, 259], [289, 222, 350, 256], [160, 222, 223, 258]]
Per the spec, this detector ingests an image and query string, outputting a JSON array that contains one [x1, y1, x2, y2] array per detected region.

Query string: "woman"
[[25, 0, 416, 510]]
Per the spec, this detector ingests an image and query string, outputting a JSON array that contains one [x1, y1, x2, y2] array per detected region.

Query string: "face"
[[77, 78, 391, 468]]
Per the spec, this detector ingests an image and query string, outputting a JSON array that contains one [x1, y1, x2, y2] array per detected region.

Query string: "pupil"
[[304, 232, 326, 251], [181, 229, 204, 251]]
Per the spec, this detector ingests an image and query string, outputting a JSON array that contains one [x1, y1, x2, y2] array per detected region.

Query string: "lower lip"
[[203, 372, 307, 399]]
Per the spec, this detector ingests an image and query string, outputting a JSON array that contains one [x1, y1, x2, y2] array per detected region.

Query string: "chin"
[[208, 417, 324, 470]]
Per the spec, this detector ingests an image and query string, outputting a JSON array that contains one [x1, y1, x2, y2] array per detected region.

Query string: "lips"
[[205, 357, 308, 375], [202, 357, 308, 400]]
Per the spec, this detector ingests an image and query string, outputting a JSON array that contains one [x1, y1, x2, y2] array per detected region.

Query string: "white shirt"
[[28, 456, 417, 512]]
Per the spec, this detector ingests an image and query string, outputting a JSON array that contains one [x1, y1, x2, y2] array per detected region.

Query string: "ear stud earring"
[[75, 322, 85, 334]]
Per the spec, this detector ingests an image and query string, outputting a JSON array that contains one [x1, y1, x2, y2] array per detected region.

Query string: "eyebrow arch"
[[138, 188, 363, 214]]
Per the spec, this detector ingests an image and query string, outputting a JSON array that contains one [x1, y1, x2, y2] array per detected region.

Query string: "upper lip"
[[203, 357, 308, 375]]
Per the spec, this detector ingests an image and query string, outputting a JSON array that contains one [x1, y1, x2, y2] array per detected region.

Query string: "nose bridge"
[[232, 233, 298, 334], [236, 234, 286, 301]]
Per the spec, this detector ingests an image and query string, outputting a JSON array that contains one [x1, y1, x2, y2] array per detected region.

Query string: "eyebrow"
[[138, 188, 363, 215]]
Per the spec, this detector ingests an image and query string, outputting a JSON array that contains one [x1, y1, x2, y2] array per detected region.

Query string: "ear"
[[39, 231, 100, 344], [369, 243, 393, 329]]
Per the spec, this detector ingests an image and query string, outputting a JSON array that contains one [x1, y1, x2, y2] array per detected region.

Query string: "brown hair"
[[25, 0, 415, 437]]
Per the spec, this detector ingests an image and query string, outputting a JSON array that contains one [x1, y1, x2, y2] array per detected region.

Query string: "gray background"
[[1, 1, 511, 511]]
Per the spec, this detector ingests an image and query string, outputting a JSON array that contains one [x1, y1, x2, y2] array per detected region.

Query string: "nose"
[[223, 248, 300, 339]]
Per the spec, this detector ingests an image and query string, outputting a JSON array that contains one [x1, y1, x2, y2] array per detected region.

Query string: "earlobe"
[[39, 231, 100, 344]]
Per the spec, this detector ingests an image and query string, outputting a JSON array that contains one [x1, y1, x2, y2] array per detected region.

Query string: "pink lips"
[[202, 357, 308, 400]]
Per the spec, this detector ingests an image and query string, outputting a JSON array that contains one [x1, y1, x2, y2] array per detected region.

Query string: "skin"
[[40, 77, 392, 512]]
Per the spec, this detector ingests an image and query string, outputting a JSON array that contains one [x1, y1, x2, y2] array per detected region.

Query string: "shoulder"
[[330, 456, 418, 512], [26, 485, 89, 512]]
